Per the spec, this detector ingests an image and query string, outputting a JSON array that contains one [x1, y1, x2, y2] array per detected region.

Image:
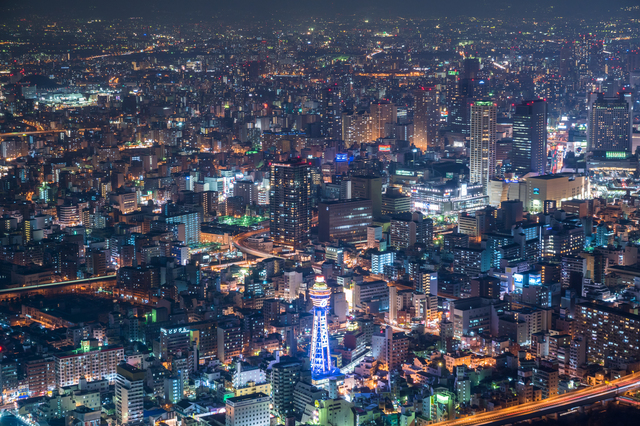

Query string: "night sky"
[[2, 0, 640, 21]]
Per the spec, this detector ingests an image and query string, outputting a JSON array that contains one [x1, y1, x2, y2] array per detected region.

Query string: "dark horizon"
[[2, 0, 640, 22]]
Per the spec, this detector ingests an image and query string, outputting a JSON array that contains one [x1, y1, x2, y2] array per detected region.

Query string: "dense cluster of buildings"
[[2, 10, 640, 426]]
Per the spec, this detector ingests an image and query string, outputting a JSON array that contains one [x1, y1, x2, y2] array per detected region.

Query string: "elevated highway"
[[232, 227, 285, 260], [0, 275, 116, 302], [439, 371, 640, 426]]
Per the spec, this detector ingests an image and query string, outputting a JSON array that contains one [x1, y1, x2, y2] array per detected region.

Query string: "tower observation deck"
[[309, 275, 341, 380]]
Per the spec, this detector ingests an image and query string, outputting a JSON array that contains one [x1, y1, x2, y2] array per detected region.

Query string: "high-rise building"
[[54, 344, 124, 387], [371, 327, 408, 370], [318, 199, 372, 243], [370, 102, 397, 140], [271, 359, 301, 418], [413, 87, 440, 150], [269, 160, 311, 249], [389, 212, 433, 249], [234, 180, 258, 206], [321, 87, 342, 140], [24, 356, 56, 397], [381, 187, 412, 216], [512, 100, 547, 177], [342, 111, 373, 147], [448, 77, 474, 135], [587, 93, 632, 153], [217, 322, 243, 364], [309, 276, 340, 380], [575, 302, 640, 365], [163, 207, 201, 245], [350, 175, 382, 218], [469, 102, 497, 194], [115, 364, 145, 425]]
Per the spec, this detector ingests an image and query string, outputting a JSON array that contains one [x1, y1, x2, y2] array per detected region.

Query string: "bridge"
[[439, 371, 640, 426], [0, 275, 117, 302]]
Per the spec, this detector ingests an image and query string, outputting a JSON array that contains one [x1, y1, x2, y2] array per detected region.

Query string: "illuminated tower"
[[309, 276, 339, 380]]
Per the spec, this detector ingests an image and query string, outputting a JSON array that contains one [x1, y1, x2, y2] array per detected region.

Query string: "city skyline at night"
[[2, 3, 640, 426]]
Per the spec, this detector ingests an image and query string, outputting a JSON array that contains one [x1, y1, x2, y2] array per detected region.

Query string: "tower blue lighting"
[[309, 275, 340, 380]]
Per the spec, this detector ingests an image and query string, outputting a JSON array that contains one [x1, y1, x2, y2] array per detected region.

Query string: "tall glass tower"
[[269, 159, 311, 249], [309, 276, 339, 380]]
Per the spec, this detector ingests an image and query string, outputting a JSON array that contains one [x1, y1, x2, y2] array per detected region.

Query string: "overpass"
[[232, 213, 318, 260], [232, 227, 286, 260], [0, 130, 66, 138], [439, 371, 640, 426], [0, 275, 117, 302]]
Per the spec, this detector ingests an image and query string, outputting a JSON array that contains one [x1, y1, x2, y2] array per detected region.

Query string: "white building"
[[225, 392, 270, 426], [371, 250, 395, 275], [469, 102, 497, 194], [233, 363, 267, 389], [115, 364, 145, 425], [55, 344, 124, 387]]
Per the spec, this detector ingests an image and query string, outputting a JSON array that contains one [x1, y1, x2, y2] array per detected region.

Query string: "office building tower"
[[157, 325, 191, 360], [309, 276, 340, 380], [321, 87, 342, 140], [448, 78, 475, 135], [512, 100, 547, 176], [370, 102, 397, 140], [269, 160, 311, 249], [500, 200, 524, 231], [413, 87, 440, 150], [225, 393, 270, 426], [469, 102, 497, 194], [115, 364, 145, 425], [353, 279, 389, 309], [351, 175, 382, 218], [318, 199, 372, 243], [588, 93, 632, 153]]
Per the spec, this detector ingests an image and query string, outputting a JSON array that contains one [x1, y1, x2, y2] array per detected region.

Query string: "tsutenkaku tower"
[[309, 275, 338, 379]]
